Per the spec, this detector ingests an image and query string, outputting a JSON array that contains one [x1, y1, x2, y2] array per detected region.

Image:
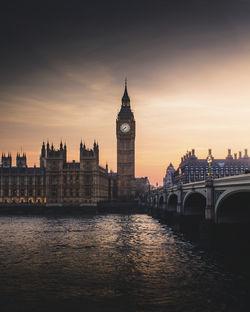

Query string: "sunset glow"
[[1, 1, 250, 185]]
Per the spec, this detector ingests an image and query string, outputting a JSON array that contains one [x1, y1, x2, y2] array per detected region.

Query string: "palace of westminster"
[[0, 83, 148, 206], [1, 83, 250, 205]]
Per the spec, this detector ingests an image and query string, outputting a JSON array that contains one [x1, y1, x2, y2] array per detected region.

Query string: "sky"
[[1, 0, 250, 185]]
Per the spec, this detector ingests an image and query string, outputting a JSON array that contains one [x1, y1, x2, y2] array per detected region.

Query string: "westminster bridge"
[[147, 174, 250, 224]]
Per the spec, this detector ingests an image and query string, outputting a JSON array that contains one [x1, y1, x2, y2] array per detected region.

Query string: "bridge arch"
[[215, 188, 250, 224], [167, 193, 178, 212], [183, 191, 206, 218]]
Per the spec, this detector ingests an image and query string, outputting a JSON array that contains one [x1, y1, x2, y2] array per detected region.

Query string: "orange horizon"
[[1, 42, 250, 185]]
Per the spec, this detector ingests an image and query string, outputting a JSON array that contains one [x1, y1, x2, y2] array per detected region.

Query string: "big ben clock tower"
[[116, 80, 136, 200]]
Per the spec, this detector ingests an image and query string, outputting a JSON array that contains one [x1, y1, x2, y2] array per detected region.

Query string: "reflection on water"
[[0, 214, 249, 312]]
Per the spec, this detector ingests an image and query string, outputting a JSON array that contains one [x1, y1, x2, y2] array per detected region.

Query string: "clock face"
[[120, 123, 130, 133]]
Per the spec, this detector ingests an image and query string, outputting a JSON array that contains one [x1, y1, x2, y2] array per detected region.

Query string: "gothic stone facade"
[[0, 142, 111, 206], [116, 82, 136, 200], [0, 84, 137, 205]]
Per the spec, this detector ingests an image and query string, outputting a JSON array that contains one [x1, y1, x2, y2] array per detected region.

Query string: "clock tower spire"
[[122, 78, 130, 106], [116, 80, 136, 200]]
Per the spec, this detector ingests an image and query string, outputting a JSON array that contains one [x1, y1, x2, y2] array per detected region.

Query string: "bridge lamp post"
[[207, 155, 212, 180], [205, 155, 214, 221]]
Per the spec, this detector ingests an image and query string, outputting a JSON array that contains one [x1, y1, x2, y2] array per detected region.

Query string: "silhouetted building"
[[164, 148, 250, 185], [0, 83, 139, 205], [0, 141, 113, 206], [116, 80, 136, 200]]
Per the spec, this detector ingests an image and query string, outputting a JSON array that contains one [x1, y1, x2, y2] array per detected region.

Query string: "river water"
[[0, 214, 249, 312]]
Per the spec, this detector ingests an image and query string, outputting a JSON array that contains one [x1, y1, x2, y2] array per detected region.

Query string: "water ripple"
[[0, 214, 249, 312]]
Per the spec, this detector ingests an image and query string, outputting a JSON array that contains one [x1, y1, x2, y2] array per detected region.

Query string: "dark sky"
[[1, 0, 250, 87], [2, 0, 250, 183]]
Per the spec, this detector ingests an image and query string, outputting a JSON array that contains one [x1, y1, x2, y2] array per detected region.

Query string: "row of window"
[[2, 189, 43, 197], [184, 166, 248, 170], [50, 188, 91, 198], [181, 171, 246, 183], [49, 176, 92, 184], [182, 170, 246, 176], [0, 176, 43, 184], [0, 175, 95, 184]]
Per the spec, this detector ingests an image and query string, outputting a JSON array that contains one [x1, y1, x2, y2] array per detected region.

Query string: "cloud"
[[2, 2, 250, 183]]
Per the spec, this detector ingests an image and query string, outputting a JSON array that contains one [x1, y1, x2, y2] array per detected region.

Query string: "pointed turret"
[[118, 79, 134, 118], [94, 140, 99, 162], [17, 151, 27, 168], [122, 78, 130, 106], [41, 142, 46, 157], [2, 153, 12, 168], [40, 142, 46, 168], [46, 141, 50, 156], [63, 142, 67, 163]]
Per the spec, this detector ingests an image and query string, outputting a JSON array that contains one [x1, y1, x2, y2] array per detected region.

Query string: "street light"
[[207, 155, 212, 179]]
